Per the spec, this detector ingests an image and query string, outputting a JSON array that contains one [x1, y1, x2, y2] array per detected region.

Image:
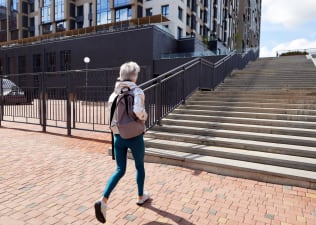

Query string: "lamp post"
[[83, 57, 90, 102]]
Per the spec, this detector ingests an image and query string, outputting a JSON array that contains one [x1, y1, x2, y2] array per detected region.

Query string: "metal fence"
[[0, 67, 150, 134], [140, 48, 259, 129], [0, 48, 259, 134]]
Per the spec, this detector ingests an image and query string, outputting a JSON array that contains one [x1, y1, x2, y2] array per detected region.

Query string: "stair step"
[[173, 108, 316, 122], [179, 105, 316, 115], [167, 113, 316, 129], [144, 147, 316, 189], [161, 118, 316, 138], [185, 100, 316, 109], [145, 131, 316, 158], [152, 124, 316, 148], [144, 138, 316, 171]]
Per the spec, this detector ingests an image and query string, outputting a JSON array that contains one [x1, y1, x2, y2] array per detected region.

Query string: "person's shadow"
[[141, 201, 196, 225]]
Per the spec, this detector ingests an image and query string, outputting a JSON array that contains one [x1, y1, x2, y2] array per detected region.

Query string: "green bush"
[[280, 51, 308, 56]]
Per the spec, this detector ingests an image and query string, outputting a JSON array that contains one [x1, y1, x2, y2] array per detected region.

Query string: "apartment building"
[[0, 0, 261, 53], [236, 0, 261, 51]]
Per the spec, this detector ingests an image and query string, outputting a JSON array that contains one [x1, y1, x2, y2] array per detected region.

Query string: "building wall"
[[143, 0, 187, 39], [0, 26, 179, 77]]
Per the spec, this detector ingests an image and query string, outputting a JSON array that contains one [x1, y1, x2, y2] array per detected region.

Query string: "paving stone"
[[0, 123, 316, 225], [208, 209, 218, 215], [124, 214, 137, 222], [182, 207, 194, 214], [203, 187, 213, 193], [265, 213, 275, 220]]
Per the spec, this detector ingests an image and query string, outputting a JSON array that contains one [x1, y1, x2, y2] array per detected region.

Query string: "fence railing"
[[0, 48, 259, 134], [140, 48, 259, 129]]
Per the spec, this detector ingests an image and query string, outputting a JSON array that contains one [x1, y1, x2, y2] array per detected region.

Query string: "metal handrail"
[[139, 48, 259, 129]]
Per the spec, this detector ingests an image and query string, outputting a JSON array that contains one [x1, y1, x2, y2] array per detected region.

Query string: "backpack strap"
[[109, 95, 118, 160]]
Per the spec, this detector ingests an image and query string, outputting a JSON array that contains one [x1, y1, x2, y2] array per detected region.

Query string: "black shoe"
[[94, 201, 106, 223]]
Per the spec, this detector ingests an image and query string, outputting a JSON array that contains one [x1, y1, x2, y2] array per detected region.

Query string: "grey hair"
[[119, 61, 140, 81]]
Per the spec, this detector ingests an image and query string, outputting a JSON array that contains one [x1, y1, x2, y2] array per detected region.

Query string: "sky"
[[259, 0, 316, 57]]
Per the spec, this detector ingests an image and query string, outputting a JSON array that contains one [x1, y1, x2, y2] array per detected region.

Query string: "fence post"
[[66, 73, 72, 136], [182, 67, 185, 105], [41, 72, 47, 132], [0, 76, 3, 126]]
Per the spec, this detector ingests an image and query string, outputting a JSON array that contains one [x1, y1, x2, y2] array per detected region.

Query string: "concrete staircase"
[[144, 55, 316, 189]]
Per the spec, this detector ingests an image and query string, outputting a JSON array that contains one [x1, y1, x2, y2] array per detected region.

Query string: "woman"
[[94, 62, 150, 224]]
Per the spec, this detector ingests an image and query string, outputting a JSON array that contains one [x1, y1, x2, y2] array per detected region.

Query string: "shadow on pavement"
[[142, 202, 195, 225]]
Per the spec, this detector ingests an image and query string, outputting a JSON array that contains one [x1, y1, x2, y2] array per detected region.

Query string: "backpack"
[[109, 87, 146, 158]]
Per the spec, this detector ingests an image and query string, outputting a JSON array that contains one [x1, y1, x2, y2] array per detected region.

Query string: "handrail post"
[[155, 79, 162, 126], [182, 67, 185, 105]]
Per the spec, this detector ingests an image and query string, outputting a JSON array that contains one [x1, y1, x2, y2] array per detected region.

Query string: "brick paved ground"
[[0, 122, 316, 225]]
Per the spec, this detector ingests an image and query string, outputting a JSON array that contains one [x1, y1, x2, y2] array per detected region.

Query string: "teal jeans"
[[102, 134, 145, 198]]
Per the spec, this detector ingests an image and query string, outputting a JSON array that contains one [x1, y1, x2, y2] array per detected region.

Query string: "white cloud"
[[260, 38, 316, 57], [262, 0, 316, 28]]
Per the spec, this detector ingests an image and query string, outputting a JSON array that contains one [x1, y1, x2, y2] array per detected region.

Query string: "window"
[[42, 24, 52, 34], [56, 21, 66, 32], [42, 0, 51, 24], [145, 8, 152, 17], [55, 0, 64, 21], [186, 14, 190, 26], [178, 7, 183, 20], [22, 2, 28, 14], [114, 0, 130, 8], [45, 52, 56, 72], [22, 16, 28, 27], [115, 7, 132, 22], [97, 0, 111, 25], [177, 27, 182, 39], [60, 50, 71, 71], [89, 3, 93, 26], [30, 1, 34, 12], [18, 56, 26, 74], [11, 0, 18, 12], [33, 54, 41, 73], [161, 5, 169, 16]]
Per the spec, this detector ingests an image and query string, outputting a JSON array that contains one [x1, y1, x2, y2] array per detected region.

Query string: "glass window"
[[45, 52, 56, 72], [41, 0, 51, 23], [60, 50, 71, 71], [97, 0, 111, 25], [145, 8, 152, 17], [56, 21, 66, 32], [22, 2, 28, 13], [33, 54, 41, 73], [161, 5, 169, 17], [18, 56, 26, 74], [55, 0, 64, 21], [178, 7, 183, 20], [42, 23, 52, 34], [11, 0, 18, 12], [115, 7, 131, 22], [177, 27, 182, 39], [22, 15, 28, 27], [114, 0, 130, 8]]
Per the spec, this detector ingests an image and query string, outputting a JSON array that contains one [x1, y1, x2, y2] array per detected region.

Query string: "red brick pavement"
[[0, 122, 316, 225]]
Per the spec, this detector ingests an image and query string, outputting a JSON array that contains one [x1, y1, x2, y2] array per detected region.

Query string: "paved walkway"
[[0, 122, 316, 225]]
